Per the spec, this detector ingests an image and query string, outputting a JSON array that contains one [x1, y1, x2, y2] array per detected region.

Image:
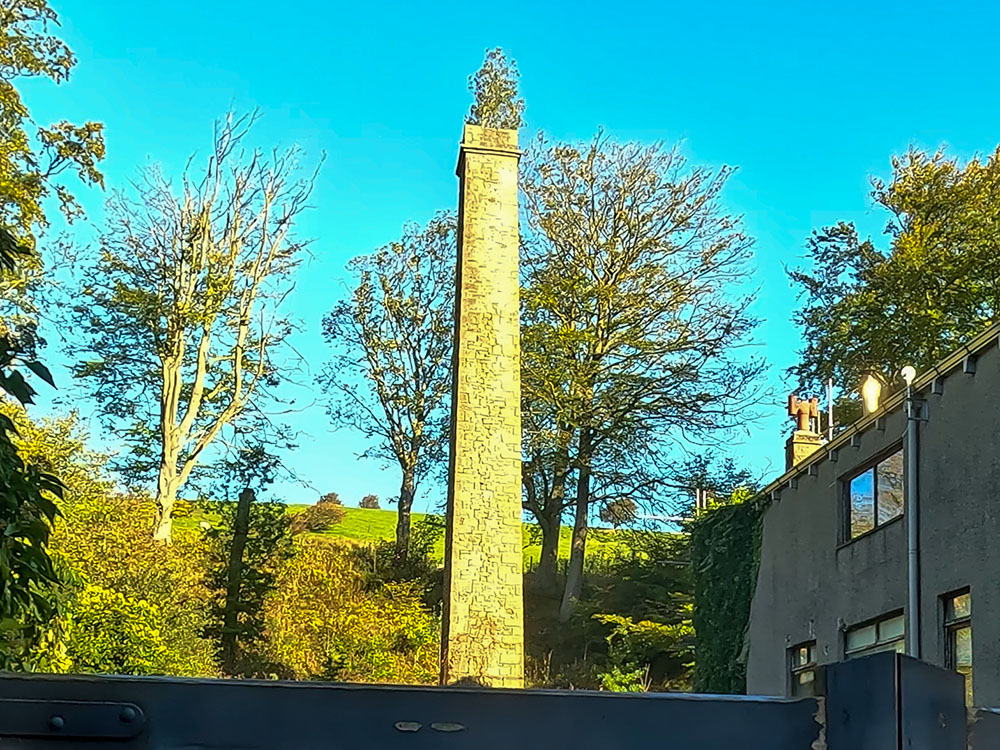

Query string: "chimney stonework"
[[786, 395, 822, 470], [440, 123, 524, 688]]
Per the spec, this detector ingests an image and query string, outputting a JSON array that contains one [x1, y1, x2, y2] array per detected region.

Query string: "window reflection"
[[846, 449, 903, 540]]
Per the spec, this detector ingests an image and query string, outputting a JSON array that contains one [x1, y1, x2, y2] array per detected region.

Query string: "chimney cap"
[[788, 394, 819, 432]]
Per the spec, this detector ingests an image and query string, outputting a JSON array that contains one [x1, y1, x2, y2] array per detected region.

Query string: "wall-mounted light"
[[860, 372, 883, 414]]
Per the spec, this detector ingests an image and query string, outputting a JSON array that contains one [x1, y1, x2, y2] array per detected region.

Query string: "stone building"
[[747, 321, 1000, 707]]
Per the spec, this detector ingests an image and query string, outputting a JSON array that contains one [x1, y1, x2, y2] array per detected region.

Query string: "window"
[[788, 641, 817, 697], [944, 591, 973, 707], [845, 448, 904, 539], [845, 613, 905, 659]]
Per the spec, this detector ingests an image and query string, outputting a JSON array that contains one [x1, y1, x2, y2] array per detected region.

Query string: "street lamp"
[[860, 372, 883, 414]]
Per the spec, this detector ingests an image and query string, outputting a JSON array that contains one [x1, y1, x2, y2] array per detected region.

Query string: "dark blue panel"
[[825, 652, 900, 750], [968, 709, 1000, 750], [0, 673, 823, 750], [898, 655, 965, 750]]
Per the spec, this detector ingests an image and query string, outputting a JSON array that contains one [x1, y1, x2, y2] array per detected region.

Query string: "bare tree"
[[70, 111, 318, 541], [320, 213, 454, 562]]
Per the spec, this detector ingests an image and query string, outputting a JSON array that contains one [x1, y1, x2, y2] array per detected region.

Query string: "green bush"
[[203, 496, 293, 676], [265, 538, 439, 683], [36, 584, 173, 675], [593, 612, 693, 692], [1, 404, 217, 677], [172, 498, 194, 518]]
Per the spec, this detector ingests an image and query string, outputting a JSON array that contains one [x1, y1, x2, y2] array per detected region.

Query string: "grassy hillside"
[[183, 505, 628, 568]]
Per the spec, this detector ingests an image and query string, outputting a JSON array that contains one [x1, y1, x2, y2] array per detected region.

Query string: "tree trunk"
[[221, 487, 253, 675], [535, 514, 560, 590], [153, 460, 180, 543], [559, 429, 593, 622], [394, 467, 416, 563], [529, 439, 571, 592]]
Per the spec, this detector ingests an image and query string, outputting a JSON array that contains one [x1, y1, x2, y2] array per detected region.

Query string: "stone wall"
[[440, 123, 524, 688]]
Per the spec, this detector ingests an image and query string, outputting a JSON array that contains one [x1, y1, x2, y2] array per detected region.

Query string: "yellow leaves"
[[263, 539, 438, 684]]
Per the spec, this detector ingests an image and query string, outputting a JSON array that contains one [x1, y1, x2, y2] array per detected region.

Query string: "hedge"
[[689, 498, 767, 693]]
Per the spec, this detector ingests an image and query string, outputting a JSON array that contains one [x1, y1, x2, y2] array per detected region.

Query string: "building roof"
[[761, 320, 1000, 500]]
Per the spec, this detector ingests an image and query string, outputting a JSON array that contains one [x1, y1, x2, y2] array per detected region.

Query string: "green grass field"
[[183, 504, 628, 568]]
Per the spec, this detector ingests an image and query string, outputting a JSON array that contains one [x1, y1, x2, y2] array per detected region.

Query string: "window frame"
[[844, 611, 905, 660], [788, 640, 817, 697], [841, 443, 905, 543], [942, 589, 972, 705]]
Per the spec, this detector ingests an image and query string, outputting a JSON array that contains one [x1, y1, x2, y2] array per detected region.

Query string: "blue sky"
[[21, 0, 1000, 511]]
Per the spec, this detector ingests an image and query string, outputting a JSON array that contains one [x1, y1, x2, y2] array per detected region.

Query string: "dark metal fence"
[[0, 652, 986, 749]]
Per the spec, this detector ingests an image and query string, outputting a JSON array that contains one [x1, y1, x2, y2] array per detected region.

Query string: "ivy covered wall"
[[690, 498, 767, 694]]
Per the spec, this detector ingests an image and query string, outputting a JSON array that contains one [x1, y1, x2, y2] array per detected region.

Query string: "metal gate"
[[0, 652, 981, 749]]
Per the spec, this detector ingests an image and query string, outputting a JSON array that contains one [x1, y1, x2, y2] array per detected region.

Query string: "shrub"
[[593, 612, 694, 692], [359, 494, 380, 509], [2, 401, 217, 676], [203, 496, 293, 676], [173, 498, 194, 518], [35, 584, 173, 676], [264, 538, 439, 683], [51, 492, 217, 677], [318, 492, 341, 505], [290, 502, 345, 535], [354, 515, 444, 610]]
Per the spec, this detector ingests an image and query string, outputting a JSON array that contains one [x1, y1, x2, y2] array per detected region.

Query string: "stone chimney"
[[440, 123, 524, 688], [786, 394, 822, 470]]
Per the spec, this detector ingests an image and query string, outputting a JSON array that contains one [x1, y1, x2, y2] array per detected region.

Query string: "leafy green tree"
[[0, 0, 105, 356], [320, 214, 454, 562], [0, 1, 103, 668], [790, 146, 1000, 415], [0, 390, 62, 668], [520, 132, 764, 619], [466, 47, 525, 130], [69, 111, 316, 541]]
